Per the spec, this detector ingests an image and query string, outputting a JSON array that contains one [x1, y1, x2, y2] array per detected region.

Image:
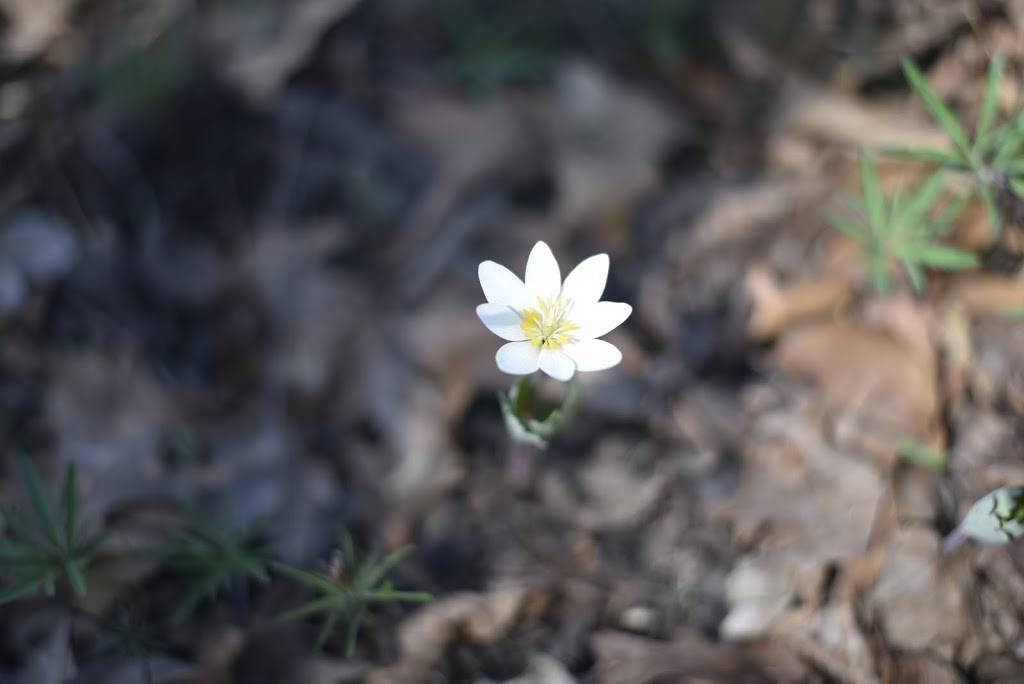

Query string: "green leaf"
[[978, 181, 1002, 234], [903, 258, 926, 292], [901, 57, 972, 159], [929, 192, 971, 236], [975, 55, 1006, 151], [897, 438, 947, 470], [825, 212, 866, 239], [0, 569, 52, 605], [62, 463, 77, 551], [859, 150, 885, 234], [315, 608, 341, 651], [1010, 177, 1024, 199], [901, 171, 945, 226], [343, 604, 366, 657], [360, 589, 433, 603], [63, 558, 88, 598], [273, 562, 343, 595], [171, 571, 226, 624], [339, 529, 356, 567], [881, 146, 968, 167], [18, 458, 60, 550], [909, 243, 978, 269], [868, 252, 890, 296], [994, 130, 1024, 166], [281, 595, 346, 623], [354, 545, 414, 593], [0, 506, 42, 546], [1002, 158, 1024, 175]]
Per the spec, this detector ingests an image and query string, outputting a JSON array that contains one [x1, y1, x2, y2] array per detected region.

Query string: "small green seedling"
[[158, 514, 271, 624], [885, 55, 1024, 234], [826, 150, 977, 295], [896, 438, 947, 471], [0, 459, 105, 604], [274, 529, 431, 656]]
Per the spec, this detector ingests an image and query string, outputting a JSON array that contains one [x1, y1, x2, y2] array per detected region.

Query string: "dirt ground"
[[5, 1, 1024, 682]]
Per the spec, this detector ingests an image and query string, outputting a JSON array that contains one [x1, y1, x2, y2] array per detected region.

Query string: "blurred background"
[[3, 0, 1024, 682]]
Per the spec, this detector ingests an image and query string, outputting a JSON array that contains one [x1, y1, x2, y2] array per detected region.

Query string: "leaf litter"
[[5, 1, 1024, 682]]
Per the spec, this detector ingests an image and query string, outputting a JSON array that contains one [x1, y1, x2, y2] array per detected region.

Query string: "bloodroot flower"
[[476, 241, 631, 381]]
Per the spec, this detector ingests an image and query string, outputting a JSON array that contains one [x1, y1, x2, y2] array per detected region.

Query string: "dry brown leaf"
[[774, 301, 939, 466], [944, 275, 1024, 318], [782, 604, 879, 684], [746, 266, 853, 340], [591, 629, 788, 684], [366, 585, 532, 684], [777, 90, 948, 154], [889, 655, 966, 684], [869, 527, 966, 651], [724, 404, 884, 564]]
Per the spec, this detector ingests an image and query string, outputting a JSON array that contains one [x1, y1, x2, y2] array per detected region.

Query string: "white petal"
[[573, 302, 632, 340], [538, 348, 575, 381], [496, 341, 540, 375], [478, 261, 528, 309], [561, 254, 608, 309], [525, 241, 561, 302], [476, 303, 526, 341], [563, 339, 622, 371]]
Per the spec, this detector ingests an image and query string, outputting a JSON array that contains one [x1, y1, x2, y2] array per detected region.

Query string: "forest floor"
[[4, 1, 1024, 682]]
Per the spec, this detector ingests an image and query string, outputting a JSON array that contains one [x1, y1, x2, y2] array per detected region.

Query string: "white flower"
[[476, 241, 631, 382]]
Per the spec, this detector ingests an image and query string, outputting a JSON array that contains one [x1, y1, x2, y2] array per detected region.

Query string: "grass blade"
[[272, 562, 343, 594], [355, 546, 414, 593], [901, 57, 972, 159], [0, 506, 42, 546], [1010, 177, 1024, 198], [281, 595, 346, 623], [360, 589, 433, 603], [881, 146, 968, 167], [824, 212, 866, 239], [910, 244, 978, 269], [315, 609, 341, 651], [63, 558, 88, 598], [975, 55, 1005, 150], [339, 529, 356, 567], [18, 458, 60, 550], [62, 463, 77, 551], [859, 150, 884, 234], [994, 130, 1024, 166], [901, 171, 945, 227], [978, 182, 1002, 234], [0, 569, 52, 605], [868, 252, 889, 296], [344, 604, 366, 657], [903, 258, 926, 292]]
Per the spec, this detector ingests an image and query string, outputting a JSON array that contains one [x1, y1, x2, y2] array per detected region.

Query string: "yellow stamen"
[[520, 295, 579, 350]]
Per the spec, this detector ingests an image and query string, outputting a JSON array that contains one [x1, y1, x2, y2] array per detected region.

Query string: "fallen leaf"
[[366, 585, 531, 683], [746, 266, 853, 340], [591, 629, 787, 684], [774, 300, 939, 467]]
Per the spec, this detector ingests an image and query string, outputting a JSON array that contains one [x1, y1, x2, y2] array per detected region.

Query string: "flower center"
[[520, 295, 579, 350]]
